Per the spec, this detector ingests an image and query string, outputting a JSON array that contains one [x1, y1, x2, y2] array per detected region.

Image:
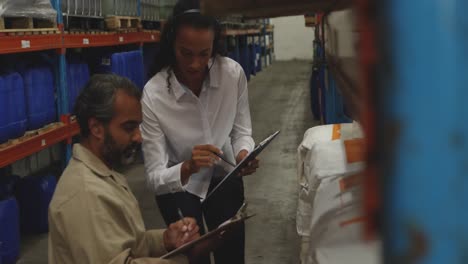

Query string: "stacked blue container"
[[101, 51, 145, 90], [239, 36, 250, 80], [324, 74, 352, 124], [249, 43, 257, 76], [21, 66, 56, 130], [255, 44, 262, 72], [310, 66, 321, 120], [67, 61, 90, 113], [0, 173, 20, 264], [16, 174, 57, 234], [0, 175, 20, 264], [0, 175, 20, 201], [126, 51, 144, 90], [0, 198, 20, 264], [0, 72, 27, 143]]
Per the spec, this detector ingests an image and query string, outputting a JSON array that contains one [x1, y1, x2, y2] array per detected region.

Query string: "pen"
[[212, 151, 236, 167], [178, 208, 190, 237]]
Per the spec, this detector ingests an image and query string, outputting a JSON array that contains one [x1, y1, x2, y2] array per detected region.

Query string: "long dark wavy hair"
[[149, 0, 223, 92]]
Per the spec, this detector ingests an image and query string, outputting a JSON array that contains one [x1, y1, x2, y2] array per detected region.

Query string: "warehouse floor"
[[16, 60, 316, 264]]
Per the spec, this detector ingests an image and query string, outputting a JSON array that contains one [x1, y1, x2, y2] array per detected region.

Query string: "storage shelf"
[[0, 33, 62, 54], [64, 31, 140, 48], [141, 31, 161, 43], [0, 28, 265, 54], [0, 31, 161, 54], [0, 115, 79, 168], [0, 17, 271, 166], [223, 29, 261, 36]]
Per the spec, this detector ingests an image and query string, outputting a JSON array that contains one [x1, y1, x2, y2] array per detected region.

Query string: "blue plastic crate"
[[126, 51, 144, 90], [97, 51, 144, 89], [0, 72, 27, 143], [0, 198, 20, 264], [323, 72, 352, 124], [250, 44, 257, 76], [16, 174, 57, 234], [67, 60, 90, 113], [239, 38, 250, 81], [0, 175, 20, 200], [21, 66, 57, 130], [310, 66, 321, 121], [255, 44, 262, 72]]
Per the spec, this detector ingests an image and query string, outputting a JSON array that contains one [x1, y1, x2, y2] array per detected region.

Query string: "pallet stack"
[[0, 0, 58, 36]]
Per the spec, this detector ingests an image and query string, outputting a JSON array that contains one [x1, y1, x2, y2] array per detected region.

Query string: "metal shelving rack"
[[0, 0, 161, 168], [0, 1, 270, 169]]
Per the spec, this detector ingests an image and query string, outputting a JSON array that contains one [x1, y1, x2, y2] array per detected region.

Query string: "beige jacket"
[[48, 144, 188, 264]]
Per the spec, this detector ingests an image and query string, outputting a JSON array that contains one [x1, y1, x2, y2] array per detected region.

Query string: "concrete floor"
[[16, 60, 317, 264]]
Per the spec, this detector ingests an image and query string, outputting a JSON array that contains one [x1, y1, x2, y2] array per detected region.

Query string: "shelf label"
[[83, 38, 90, 45], [41, 139, 46, 147], [21, 40, 31, 49], [119, 36, 124, 42]]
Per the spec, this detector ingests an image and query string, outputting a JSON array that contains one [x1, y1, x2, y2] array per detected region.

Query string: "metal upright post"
[[262, 19, 267, 67], [379, 0, 468, 263], [137, 0, 141, 17], [52, 0, 72, 163]]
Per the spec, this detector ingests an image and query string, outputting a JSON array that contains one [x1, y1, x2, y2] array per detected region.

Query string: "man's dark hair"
[[74, 74, 142, 138]]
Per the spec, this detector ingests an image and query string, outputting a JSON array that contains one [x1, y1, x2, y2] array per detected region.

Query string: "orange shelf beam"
[[0, 33, 62, 54], [141, 31, 161, 43], [0, 116, 81, 168], [0, 31, 161, 54], [63, 31, 149, 48]]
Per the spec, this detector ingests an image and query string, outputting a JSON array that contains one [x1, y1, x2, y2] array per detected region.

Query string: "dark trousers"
[[156, 176, 245, 264]]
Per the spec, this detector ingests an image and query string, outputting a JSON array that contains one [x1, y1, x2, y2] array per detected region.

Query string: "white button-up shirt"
[[141, 56, 255, 199]]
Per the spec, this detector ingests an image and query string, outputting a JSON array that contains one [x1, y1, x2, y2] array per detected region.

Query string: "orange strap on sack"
[[340, 216, 367, 227], [332, 124, 342, 140], [344, 139, 365, 163]]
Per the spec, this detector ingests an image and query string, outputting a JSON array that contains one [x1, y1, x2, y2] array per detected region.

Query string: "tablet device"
[[204, 130, 280, 201]]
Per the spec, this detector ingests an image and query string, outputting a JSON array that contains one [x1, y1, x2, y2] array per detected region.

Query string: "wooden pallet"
[[265, 25, 274, 33], [0, 29, 61, 37], [221, 22, 245, 30], [65, 30, 109, 35], [0, 122, 64, 150], [105, 16, 141, 30], [304, 15, 317, 27], [0, 16, 58, 35]]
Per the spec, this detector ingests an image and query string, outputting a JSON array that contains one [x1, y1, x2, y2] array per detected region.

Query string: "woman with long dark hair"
[[141, 1, 259, 263]]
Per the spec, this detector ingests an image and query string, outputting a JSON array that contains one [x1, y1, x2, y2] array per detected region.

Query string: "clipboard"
[[204, 130, 280, 201], [161, 203, 255, 259]]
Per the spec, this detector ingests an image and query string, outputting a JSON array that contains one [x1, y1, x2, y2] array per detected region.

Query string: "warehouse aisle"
[[16, 60, 316, 264], [244, 60, 316, 264]]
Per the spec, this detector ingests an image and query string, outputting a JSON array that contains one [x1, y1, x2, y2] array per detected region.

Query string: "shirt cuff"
[[144, 230, 189, 264], [151, 163, 185, 195], [233, 140, 255, 157], [145, 229, 168, 257], [167, 163, 186, 193]]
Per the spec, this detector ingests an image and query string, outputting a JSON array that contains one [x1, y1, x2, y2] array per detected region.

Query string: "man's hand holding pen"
[[163, 217, 200, 251]]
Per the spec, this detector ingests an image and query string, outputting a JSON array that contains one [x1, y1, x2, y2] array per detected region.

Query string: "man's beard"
[[102, 130, 139, 168]]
